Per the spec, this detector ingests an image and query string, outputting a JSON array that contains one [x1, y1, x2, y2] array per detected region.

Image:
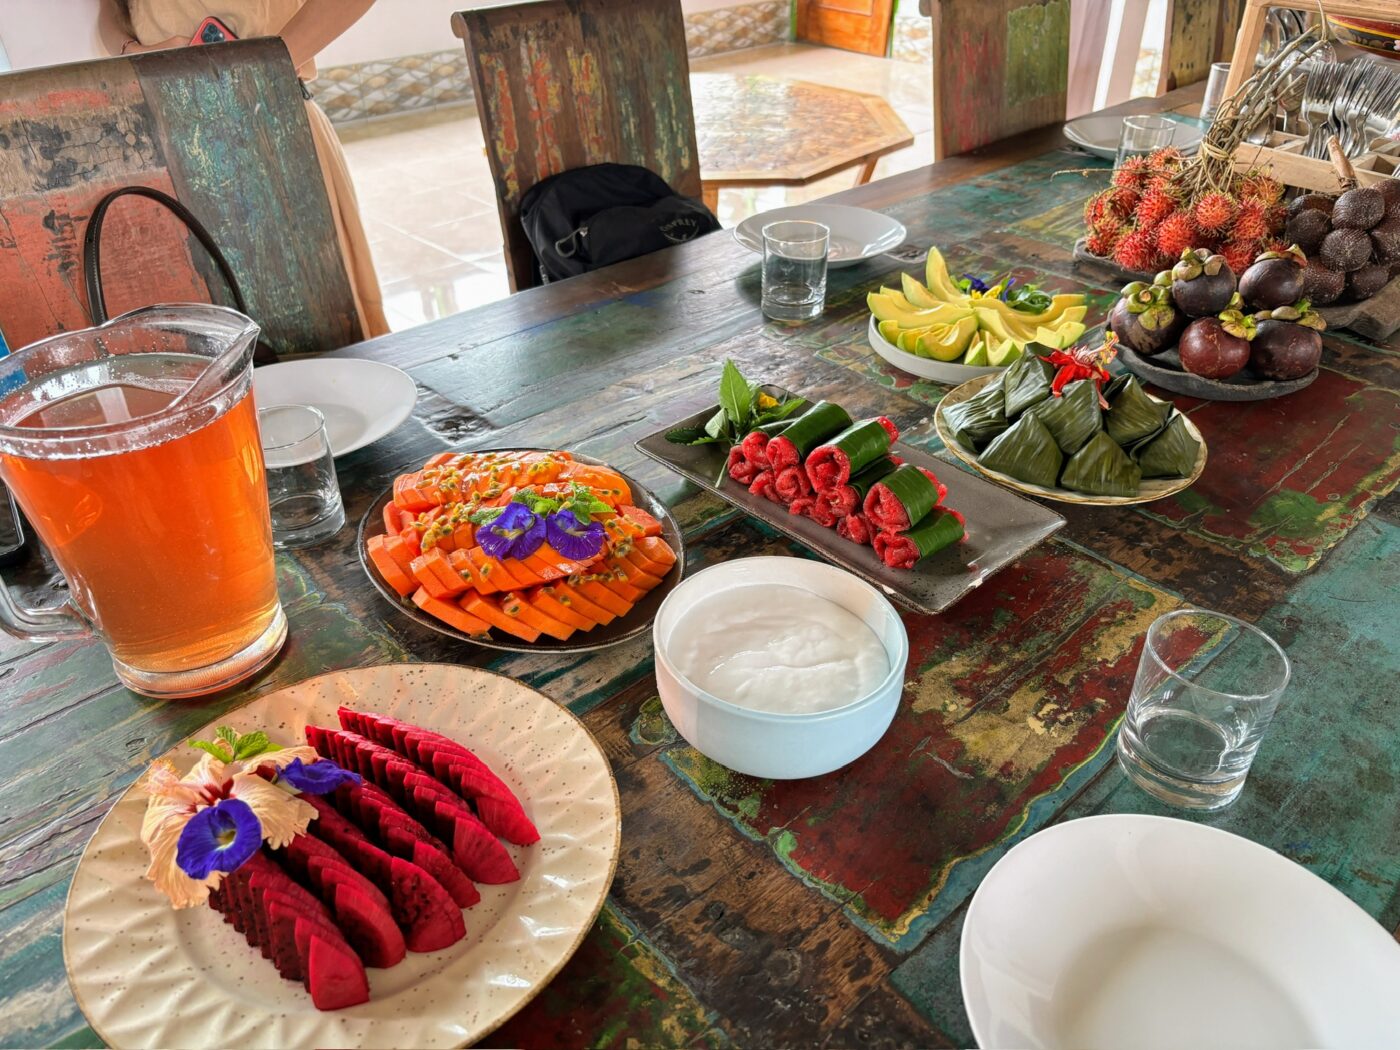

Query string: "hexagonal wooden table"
[[691, 73, 915, 210]]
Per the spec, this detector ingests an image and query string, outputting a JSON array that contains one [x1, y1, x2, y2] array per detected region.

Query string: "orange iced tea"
[[0, 374, 279, 674]]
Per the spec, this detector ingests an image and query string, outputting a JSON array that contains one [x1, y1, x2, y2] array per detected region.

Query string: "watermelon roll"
[[727, 446, 756, 484], [765, 401, 853, 472], [748, 470, 781, 504], [805, 417, 900, 492], [774, 465, 812, 503], [873, 508, 966, 569], [740, 430, 773, 471], [818, 455, 900, 519], [864, 464, 947, 533], [836, 512, 874, 546]]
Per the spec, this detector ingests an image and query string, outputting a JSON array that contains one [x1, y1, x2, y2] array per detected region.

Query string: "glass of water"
[[1116, 114, 1176, 168], [258, 404, 345, 549], [761, 220, 829, 322], [1116, 608, 1290, 810]]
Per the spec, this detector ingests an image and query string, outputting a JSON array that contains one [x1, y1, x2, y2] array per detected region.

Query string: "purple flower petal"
[[546, 509, 605, 560], [478, 502, 538, 560], [279, 758, 361, 795], [176, 798, 261, 879], [508, 514, 547, 559]]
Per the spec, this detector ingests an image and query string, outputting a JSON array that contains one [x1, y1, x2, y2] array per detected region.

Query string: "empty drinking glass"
[[761, 220, 829, 322], [259, 405, 345, 549], [1116, 608, 1291, 810], [1116, 114, 1176, 168], [1200, 62, 1232, 124]]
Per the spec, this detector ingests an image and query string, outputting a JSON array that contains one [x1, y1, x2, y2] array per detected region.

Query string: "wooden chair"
[[452, 0, 703, 292], [0, 40, 361, 356], [931, 0, 1071, 159]]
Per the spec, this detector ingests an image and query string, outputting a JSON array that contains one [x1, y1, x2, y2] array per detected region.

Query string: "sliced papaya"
[[462, 594, 540, 642], [411, 588, 492, 635]]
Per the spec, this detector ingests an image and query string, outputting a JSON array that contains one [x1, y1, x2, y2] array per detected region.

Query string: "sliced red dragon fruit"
[[303, 795, 465, 952]]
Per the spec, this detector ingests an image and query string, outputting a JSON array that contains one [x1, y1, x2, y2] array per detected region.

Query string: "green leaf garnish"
[[513, 491, 560, 515], [718, 359, 754, 429], [469, 505, 505, 525], [192, 726, 281, 763], [191, 739, 231, 761], [232, 731, 280, 761]]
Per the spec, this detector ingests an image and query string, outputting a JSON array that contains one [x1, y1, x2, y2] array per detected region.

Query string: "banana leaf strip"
[[1104, 374, 1173, 446], [943, 376, 1008, 451], [1003, 353, 1055, 418], [1059, 430, 1142, 497], [1027, 379, 1102, 454], [978, 412, 1064, 488], [1132, 412, 1200, 478]]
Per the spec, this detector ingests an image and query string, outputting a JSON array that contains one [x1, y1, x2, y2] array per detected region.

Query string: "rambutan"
[[1086, 223, 1122, 258], [1148, 146, 1186, 171], [1220, 240, 1260, 276], [1136, 185, 1179, 231], [1192, 191, 1237, 234], [1084, 190, 1114, 228], [1107, 186, 1141, 220], [1154, 211, 1199, 258], [1231, 198, 1272, 245], [1112, 155, 1152, 191], [1240, 170, 1284, 205], [1113, 227, 1159, 273]]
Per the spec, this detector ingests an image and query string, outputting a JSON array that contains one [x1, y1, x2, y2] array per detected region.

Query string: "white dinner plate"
[[961, 814, 1400, 1050], [1063, 115, 1203, 160], [867, 314, 1005, 383], [254, 358, 417, 457], [63, 664, 621, 1049], [735, 204, 906, 267]]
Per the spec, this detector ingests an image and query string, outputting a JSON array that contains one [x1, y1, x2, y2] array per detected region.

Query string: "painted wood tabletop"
[[4, 84, 1400, 1049]]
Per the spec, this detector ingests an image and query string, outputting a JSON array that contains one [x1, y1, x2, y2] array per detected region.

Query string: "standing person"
[[106, 0, 390, 338]]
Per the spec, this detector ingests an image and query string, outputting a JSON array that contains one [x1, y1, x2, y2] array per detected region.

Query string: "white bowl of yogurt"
[[652, 556, 908, 779]]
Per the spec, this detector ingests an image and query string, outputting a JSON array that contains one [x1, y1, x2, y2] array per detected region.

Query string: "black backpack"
[[519, 163, 720, 283]]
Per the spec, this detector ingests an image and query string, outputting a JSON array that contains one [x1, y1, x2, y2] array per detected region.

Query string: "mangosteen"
[[1302, 261, 1346, 306], [1239, 245, 1306, 310], [1109, 280, 1186, 357], [1170, 248, 1237, 317], [1178, 308, 1253, 380], [1249, 303, 1326, 380], [1331, 186, 1385, 230], [1284, 209, 1330, 255], [1347, 262, 1390, 301], [1370, 217, 1400, 263], [1320, 228, 1373, 272], [1287, 192, 1335, 219]]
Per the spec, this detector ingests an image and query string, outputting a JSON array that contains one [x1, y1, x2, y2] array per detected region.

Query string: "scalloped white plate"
[[63, 664, 621, 1049]]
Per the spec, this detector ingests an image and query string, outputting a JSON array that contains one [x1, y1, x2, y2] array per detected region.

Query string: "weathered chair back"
[[931, 0, 1070, 159], [0, 40, 361, 356], [452, 0, 702, 292], [1159, 0, 1247, 94]]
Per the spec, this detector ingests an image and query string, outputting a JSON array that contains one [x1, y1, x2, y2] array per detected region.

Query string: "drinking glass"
[[1200, 62, 1232, 124], [1116, 608, 1291, 810], [762, 220, 829, 322], [259, 405, 345, 549], [1115, 115, 1176, 168], [0, 304, 285, 698]]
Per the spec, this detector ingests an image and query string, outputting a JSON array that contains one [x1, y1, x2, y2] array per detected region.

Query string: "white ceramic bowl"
[[868, 314, 1005, 383], [652, 557, 908, 779]]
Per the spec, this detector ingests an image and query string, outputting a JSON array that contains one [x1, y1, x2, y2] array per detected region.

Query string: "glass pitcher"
[[0, 304, 285, 698]]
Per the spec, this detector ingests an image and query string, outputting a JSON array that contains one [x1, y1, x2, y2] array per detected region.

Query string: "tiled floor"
[[338, 43, 933, 332]]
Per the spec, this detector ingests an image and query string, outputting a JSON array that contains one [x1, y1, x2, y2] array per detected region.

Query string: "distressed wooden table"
[[692, 73, 913, 211], [4, 85, 1400, 1048]]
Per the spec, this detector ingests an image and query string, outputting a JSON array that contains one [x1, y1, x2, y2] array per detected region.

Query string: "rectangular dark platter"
[[635, 401, 1066, 615]]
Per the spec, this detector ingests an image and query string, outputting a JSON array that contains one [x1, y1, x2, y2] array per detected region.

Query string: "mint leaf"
[[191, 739, 232, 761], [469, 506, 505, 525], [232, 731, 279, 761], [514, 491, 560, 515], [216, 726, 238, 748], [717, 359, 753, 432]]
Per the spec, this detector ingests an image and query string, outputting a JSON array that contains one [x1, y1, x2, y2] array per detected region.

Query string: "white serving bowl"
[[652, 557, 908, 779]]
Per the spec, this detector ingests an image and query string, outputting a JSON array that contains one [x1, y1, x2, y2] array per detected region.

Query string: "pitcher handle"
[[0, 569, 88, 641]]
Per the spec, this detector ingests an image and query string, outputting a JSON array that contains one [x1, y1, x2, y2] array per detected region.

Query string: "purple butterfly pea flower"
[[176, 798, 261, 880], [477, 502, 547, 560], [545, 509, 605, 560], [279, 758, 361, 795]]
